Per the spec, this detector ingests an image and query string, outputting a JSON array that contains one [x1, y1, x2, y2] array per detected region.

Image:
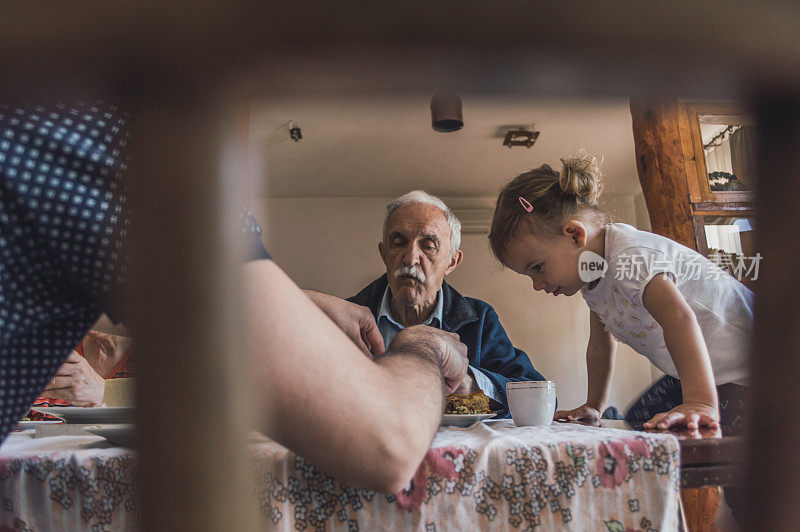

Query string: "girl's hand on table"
[[554, 403, 602, 425], [643, 402, 719, 430]]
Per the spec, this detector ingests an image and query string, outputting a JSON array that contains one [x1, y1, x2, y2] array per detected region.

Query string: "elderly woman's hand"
[[303, 290, 385, 357], [81, 330, 132, 377], [41, 351, 106, 406]]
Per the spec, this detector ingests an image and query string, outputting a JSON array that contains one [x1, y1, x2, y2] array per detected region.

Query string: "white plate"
[[84, 424, 135, 447], [31, 407, 134, 424], [13, 420, 63, 430], [441, 413, 497, 427]]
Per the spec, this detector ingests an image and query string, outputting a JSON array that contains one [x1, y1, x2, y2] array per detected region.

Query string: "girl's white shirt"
[[581, 223, 752, 386]]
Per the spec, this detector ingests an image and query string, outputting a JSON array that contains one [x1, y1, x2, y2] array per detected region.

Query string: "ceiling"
[[250, 95, 641, 199]]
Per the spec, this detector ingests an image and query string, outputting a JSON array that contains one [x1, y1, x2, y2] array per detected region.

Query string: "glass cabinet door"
[[699, 117, 758, 193], [694, 214, 758, 286], [684, 105, 758, 204]]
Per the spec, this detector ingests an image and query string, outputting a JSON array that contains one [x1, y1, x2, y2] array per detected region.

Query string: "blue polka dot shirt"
[[0, 102, 269, 443]]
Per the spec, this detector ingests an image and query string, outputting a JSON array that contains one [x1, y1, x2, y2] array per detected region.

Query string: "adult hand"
[[303, 290, 385, 357], [450, 373, 478, 395], [390, 326, 469, 393], [81, 330, 132, 377], [554, 402, 602, 426], [643, 401, 719, 430], [41, 351, 105, 406]]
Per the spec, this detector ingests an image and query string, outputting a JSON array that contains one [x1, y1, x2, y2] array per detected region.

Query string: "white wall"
[[251, 192, 655, 412]]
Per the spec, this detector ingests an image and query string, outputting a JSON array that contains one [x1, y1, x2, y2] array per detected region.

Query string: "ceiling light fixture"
[[430, 94, 463, 132], [503, 126, 540, 148]]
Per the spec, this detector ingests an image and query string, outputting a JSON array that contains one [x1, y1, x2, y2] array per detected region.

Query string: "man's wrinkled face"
[[379, 203, 461, 308]]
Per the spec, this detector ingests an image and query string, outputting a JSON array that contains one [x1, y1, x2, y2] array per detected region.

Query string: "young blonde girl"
[[488, 153, 752, 430]]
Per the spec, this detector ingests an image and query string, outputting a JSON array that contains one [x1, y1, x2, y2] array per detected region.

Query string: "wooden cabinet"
[[632, 101, 758, 286], [678, 102, 756, 205]]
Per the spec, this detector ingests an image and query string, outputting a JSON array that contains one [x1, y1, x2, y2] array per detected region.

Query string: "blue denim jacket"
[[348, 275, 547, 418]]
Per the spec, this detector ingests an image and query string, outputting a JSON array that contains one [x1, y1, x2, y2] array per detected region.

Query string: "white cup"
[[102, 378, 136, 407], [507, 381, 557, 427]]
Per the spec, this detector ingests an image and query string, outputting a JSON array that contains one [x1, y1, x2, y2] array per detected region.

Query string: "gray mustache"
[[394, 266, 427, 283]]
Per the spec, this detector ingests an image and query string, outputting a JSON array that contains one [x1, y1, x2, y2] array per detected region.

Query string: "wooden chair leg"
[[679, 493, 689, 531], [680, 487, 723, 531]]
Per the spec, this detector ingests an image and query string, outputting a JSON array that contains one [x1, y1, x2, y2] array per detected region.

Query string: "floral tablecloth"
[[0, 421, 680, 531], [0, 433, 137, 531]]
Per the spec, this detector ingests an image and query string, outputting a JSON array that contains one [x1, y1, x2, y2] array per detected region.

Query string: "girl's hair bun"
[[558, 150, 603, 207]]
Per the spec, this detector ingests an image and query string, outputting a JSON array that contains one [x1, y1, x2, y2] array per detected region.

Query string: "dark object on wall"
[[289, 124, 302, 141], [503, 129, 540, 148], [430, 94, 463, 132]]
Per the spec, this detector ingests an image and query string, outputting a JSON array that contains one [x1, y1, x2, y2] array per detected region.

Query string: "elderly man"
[[348, 190, 546, 416]]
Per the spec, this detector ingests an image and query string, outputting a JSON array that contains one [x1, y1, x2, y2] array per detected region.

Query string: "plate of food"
[[31, 406, 135, 424], [442, 391, 498, 427], [84, 424, 135, 447], [441, 412, 497, 427]]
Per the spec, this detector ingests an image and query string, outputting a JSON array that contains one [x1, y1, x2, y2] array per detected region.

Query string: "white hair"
[[384, 190, 462, 257]]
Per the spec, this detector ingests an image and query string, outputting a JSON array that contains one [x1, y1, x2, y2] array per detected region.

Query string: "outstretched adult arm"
[[302, 289, 385, 357], [243, 260, 468, 493]]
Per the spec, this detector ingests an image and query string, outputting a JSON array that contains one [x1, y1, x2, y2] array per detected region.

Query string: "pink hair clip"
[[518, 196, 533, 212]]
